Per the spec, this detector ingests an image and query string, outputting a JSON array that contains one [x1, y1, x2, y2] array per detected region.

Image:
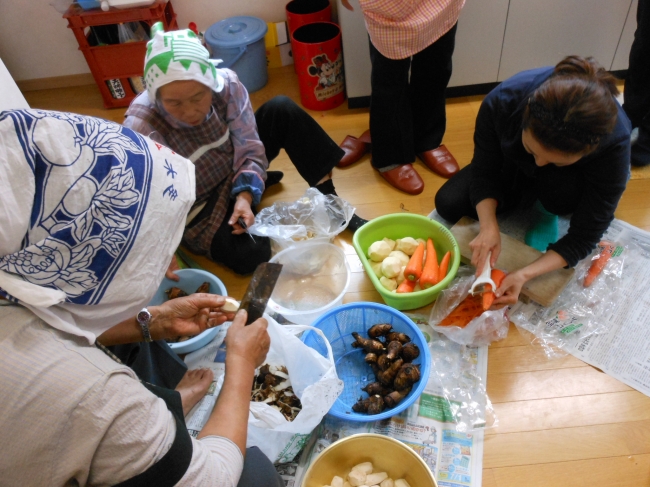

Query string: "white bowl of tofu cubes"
[[301, 433, 437, 487]]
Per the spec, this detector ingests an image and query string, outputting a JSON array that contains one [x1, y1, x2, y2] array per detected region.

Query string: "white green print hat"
[[144, 22, 225, 100]]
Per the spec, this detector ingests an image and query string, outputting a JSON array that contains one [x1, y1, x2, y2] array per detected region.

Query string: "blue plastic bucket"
[[205, 16, 268, 93]]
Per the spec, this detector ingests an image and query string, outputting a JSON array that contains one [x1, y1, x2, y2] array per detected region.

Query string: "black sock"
[[314, 178, 337, 196]]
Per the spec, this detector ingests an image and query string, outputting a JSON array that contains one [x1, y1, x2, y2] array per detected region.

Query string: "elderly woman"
[[435, 55, 631, 306], [124, 23, 366, 277], [0, 108, 282, 486]]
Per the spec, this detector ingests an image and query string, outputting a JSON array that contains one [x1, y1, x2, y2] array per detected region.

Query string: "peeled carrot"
[[396, 278, 417, 293], [404, 242, 425, 282], [481, 268, 507, 311], [438, 294, 484, 328], [583, 241, 616, 287], [419, 239, 439, 289], [438, 251, 451, 281]]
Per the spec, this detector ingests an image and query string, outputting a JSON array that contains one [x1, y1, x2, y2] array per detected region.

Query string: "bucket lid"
[[205, 16, 268, 48]]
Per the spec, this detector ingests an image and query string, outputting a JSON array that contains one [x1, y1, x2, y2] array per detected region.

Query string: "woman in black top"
[[435, 55, 631, 306]]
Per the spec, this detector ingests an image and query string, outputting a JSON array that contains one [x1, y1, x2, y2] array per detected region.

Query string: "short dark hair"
[[522, 56, 619, 154]]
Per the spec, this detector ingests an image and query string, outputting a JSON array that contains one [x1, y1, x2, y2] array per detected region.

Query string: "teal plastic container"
[[352, 213, 461, 310], [205, 16, 268, 93]]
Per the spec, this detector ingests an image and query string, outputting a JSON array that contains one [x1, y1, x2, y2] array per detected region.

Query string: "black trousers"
[[435, 164, 584, 223], [369, 24, 458, 169], [209, 95, 343, 275], [624, 0, 650, 166]]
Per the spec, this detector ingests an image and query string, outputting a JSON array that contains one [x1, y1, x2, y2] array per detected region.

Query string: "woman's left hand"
[[150, 294, 236, 341], [492, 270, 526, 307]]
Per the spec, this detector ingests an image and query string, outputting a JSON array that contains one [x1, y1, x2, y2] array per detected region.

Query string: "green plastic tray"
[[352, 213, 460, 310]]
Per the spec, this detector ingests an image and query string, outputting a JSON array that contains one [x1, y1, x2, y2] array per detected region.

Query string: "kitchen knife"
[[239, 262, 283, 325]]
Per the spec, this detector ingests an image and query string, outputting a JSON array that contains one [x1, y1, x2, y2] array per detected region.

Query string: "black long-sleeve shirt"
[[469, 67, 631, 267]]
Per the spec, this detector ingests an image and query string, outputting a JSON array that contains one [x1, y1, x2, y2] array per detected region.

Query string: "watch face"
[[137, 309, 151, 324]]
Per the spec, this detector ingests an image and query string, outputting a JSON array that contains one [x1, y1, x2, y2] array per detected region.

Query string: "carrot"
[[438, 294, 484, 328], [419, 239, 439, 289], [583, 241, 616, 287], [438, 251, 451, 281], [404, 242, 425, 282], [482, 268, 507, 311], [396, 278, 417, 293]]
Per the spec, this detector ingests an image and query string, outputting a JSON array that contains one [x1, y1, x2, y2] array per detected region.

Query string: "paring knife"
[[239, 262, 283, 325]]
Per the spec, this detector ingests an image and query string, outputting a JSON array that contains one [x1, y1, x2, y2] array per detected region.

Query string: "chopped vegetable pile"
[[251, 364, 302, 422], [322, 461, 412, 487]]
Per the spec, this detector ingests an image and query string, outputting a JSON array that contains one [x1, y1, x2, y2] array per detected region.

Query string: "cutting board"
[[449, 217, 574, 307]]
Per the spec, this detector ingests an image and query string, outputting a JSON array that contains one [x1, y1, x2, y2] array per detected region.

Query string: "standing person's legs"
[[236, 447, 284, 487], [434, 165, 476, 222], [411, 23, 458, 153], [624, 0, 650, 166], [368, 42, 413, 169], [410, 23, 460, 178], [255, 95, 341, 186]]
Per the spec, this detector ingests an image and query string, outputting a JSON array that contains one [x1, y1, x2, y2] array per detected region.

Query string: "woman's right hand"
[[224, 310, 270, 370]]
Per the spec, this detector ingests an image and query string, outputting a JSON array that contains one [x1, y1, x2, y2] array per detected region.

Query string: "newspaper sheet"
[[430, 208, 650, 397]]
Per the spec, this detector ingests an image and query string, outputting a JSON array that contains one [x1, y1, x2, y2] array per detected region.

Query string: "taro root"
[[365, 353, 378, 365], [377, 353, 393, 371], [351, 332, 385, 354], [383, 387, 412, 409], [368, 323, 393, 339], [352, 396, 371, 412], [166, 287, 188, 299], [362, 381, 392, 396], [400, 342, 420, 362], [367, 394, 385, 415], [386, 331, 411, 344], [393, 363, 421, 391], [195, 281, 210, 293], [377, 358, 404, 386], [386, 340, 402, 361]]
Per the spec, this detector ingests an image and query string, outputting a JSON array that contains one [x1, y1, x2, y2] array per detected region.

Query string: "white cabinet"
[[611, 0, 638, 70], [498, 0, 633, 81]]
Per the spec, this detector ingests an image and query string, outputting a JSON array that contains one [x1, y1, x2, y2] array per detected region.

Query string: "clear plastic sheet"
[[426, 329, 498, 432], [249, 188, 355, 254], [429, 267, 510, 347], [510, 240, 628, 359]]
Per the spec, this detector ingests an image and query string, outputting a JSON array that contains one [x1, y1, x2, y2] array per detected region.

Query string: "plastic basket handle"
[[283, 324, 335, 367], [220, 46, 247, 69]]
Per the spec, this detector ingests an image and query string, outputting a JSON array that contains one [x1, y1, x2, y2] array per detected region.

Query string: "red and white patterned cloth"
[[359, 0, 466, 59]]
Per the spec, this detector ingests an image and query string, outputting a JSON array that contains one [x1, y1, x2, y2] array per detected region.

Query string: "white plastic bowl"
[[267, 242, 350, 325], [149, 268, 227, 355]]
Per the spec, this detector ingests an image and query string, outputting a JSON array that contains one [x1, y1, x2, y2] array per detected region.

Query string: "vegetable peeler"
[[469, 251, 497, 295]]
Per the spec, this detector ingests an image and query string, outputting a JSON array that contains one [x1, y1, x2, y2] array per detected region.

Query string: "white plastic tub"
[[267, 242, 350, 326], [100, 0, 156, 11]]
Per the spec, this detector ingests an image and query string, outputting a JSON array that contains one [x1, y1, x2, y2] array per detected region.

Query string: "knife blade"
[[239, 262, 283, 325]]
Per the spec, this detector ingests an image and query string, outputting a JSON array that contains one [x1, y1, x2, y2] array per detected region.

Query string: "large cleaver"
[[239, 262, 283, 325]]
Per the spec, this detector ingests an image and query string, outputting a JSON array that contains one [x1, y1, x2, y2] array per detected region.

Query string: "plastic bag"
[[117, 22, 150, 44], [204, 318, 344, 463], [427, 330, 498, 432], [429, 267, 510, 347], [249, 188, 355, 254], [510, 240, 627, 359]]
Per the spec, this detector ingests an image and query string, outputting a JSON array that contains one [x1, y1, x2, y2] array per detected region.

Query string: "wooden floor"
[[24, 65, 650, 486]]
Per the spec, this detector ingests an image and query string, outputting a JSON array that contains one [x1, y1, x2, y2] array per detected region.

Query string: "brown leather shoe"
[[417, 145, 459, 178], [338, 129, 371, 167], [378, 164, 424, 195]]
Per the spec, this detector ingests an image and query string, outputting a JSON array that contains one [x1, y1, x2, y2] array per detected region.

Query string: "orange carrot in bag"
[[404, 242, 425, 282], [396, 278, 417, 293], [438, 251, 451, 281], [482, 268, 507, 311], [438, 294, 484, 328], [583, 241, 616, 287], [419, 239, 439, 288]]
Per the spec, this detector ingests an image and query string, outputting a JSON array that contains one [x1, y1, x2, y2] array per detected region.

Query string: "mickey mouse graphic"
[[308, 54, 337, 89]]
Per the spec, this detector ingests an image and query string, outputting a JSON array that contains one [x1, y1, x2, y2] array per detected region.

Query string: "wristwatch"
[[136, 308, 153, 343]]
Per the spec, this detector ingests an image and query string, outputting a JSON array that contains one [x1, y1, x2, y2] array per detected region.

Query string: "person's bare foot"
[[175, 368, 214, 416]]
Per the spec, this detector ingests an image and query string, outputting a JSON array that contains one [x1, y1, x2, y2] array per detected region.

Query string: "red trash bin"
[[286, 0, 332, 72], [292, 22, 345, 111]]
